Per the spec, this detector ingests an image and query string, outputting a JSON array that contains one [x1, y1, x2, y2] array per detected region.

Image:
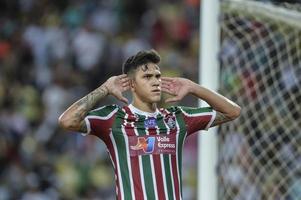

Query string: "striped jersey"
[[84, 104, 216, 200]]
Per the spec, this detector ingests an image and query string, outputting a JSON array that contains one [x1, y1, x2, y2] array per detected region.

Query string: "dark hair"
[[122, 49, 161, 74]]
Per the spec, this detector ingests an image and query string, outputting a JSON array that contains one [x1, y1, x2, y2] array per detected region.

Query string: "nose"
[[153, 78, 161, 86]]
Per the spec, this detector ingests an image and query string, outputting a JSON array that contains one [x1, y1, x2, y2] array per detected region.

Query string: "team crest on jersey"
[[165, 116, 176, 129], [144, 117, 157, 128]]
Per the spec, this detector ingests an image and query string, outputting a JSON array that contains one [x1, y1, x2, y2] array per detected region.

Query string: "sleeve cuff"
[[204, 110, 217, 131], [81, 117, 92, 136]]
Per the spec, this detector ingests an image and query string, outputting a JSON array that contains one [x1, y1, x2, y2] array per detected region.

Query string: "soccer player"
[[59, 49, 241, 200]]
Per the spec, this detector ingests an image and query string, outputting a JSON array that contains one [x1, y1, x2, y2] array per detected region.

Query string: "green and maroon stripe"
[[170, 112, 184, 200], [175, 112, 187, 198], [135, 115, 157, 200], [86, 106, 122, 199], [111, 110, 133, 200], [156, 115, 175, 200], [105, 135, 122, 200], [149, 134, 166, 200], [123, 107, 145, 199]]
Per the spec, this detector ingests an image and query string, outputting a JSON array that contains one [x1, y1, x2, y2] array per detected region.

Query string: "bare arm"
[[58, 74, 130, 132], [58, 85, 109, 132], [161, 77, 241, 127], [189, 84, 241, 127]]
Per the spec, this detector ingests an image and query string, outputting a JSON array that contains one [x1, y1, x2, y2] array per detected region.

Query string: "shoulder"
[[179, 106, 215, 116], [88, 104, 121, 117], [162, 106, 214, 116], [159, 106, 182, 115]]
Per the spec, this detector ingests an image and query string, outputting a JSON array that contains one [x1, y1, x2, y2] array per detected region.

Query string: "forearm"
[[58, 84, 108, 132], [189, 82, 241, 119]]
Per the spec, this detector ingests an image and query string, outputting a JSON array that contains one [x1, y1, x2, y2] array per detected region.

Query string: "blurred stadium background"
[[219, 1, 301, 200], [218, 1, 301, 200], [0, 0, 201, 199], [0, 0, 300, 199]]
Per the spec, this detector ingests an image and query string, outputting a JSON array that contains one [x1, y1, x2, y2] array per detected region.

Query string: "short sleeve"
[[179, 106, 216, 135], [83, 105, 119, 139]]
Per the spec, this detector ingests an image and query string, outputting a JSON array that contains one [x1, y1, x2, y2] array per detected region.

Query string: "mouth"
[[151, 89, 161, 93]]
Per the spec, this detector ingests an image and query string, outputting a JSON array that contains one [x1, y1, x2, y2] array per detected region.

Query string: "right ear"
[[130, 79, 136, 92]]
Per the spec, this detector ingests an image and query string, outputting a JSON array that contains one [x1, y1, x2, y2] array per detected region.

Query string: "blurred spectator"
[[0, 0, 200, 199]]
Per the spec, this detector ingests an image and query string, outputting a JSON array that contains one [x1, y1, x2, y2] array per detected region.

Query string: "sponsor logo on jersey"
[[129, 134, 176, 156], [130, 137, 155, 153]]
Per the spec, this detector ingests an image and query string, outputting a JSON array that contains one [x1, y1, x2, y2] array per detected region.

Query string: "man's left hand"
[[161, 77, 194, 103]]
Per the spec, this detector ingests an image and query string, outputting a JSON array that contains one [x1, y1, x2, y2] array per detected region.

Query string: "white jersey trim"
[[205, 110, 217, 130], [179, 107, 215, 117], [129, 104, 159, 117], [82, 107, 119, 135]]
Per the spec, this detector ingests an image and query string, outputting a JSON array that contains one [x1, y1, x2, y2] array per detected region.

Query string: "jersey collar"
[[128, 104, 159, 117]]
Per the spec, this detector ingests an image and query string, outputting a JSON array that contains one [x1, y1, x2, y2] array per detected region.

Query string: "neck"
[[132, 98, 157, 113]]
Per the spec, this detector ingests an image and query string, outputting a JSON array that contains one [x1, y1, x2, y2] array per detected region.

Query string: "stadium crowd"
[[0, 0, 201, 199]]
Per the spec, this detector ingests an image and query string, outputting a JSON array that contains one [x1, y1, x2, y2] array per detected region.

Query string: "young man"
[[59, 49, 241, 200]]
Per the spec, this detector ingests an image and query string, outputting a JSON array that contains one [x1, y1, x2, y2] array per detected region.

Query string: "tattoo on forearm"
[[210, 111, 232, 127], [68, 86, 108, 132]]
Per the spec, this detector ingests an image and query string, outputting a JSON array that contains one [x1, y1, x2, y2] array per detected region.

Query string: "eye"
[[144, 75, 152, 79]]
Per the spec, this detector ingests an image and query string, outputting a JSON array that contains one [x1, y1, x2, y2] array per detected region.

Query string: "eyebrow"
[[143, 72, 161, 77]]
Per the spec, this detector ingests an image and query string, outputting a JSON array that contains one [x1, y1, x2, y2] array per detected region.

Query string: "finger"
[[161, 85, 172, 92], [161, 77, 174, 82], [161, 86, 171, 92], [120, 97, 129, 104], [161, 79, 170, 84], [162, 88, 177, 97], [122, 85, 131, 91], [161, 79, 172, 84], [161, 88, 173, 95], [122, 82, 130, 87], [117, 94, 129, 104], [119, 74, 128, 79], [161, 81, 171, 86], [122, 85, 130, 91], [161, 81, 172, 87], [121, 77, 130, 82], [161, 82, 171, 88], [120, 78, 130, 85]]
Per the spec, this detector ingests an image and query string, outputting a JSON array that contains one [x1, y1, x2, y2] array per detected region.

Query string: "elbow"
[[58, 114, 72, 130], [229, 105, 241, 120]]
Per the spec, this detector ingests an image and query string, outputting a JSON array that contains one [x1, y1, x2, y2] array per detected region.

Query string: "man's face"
[[131, 63, 162, 103]]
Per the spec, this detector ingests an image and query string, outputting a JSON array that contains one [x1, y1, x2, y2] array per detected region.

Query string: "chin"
[[152, 97, 161, 103], [147, 97, 161, 103]]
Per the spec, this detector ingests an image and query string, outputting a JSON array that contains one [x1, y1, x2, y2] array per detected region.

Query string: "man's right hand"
[[103, 74, 130, 104], [59, 74, 130, 132]]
